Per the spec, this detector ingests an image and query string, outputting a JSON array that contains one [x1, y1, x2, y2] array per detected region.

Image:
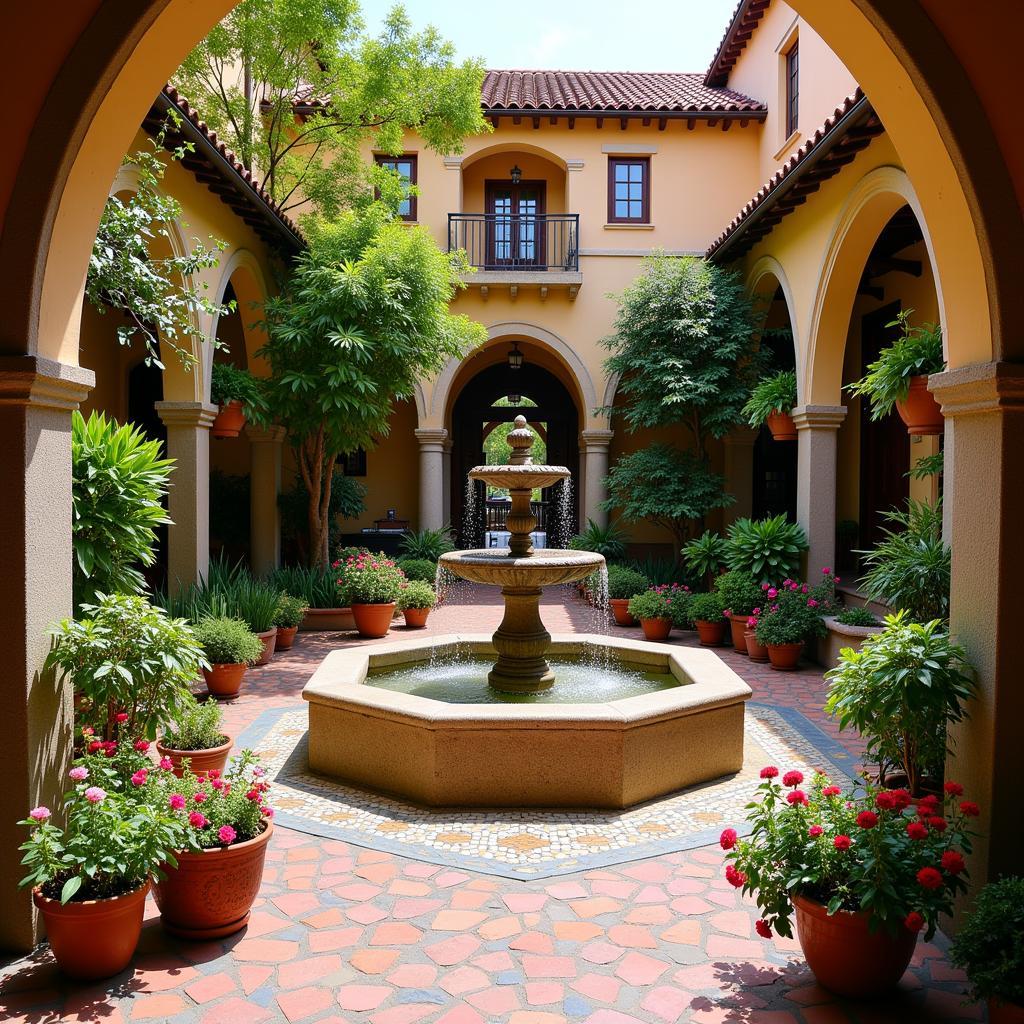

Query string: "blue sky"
[[358, 0, 738, 73]]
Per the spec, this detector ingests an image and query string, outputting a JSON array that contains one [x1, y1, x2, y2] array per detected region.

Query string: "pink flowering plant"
[[335, 551, 406, 605], [720, 768, 978, 941], [753, 575, 836, 647]]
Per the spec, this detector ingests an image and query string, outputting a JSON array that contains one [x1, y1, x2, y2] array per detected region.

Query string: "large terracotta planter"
[[156, 735, 232, 779], [726, 613, 749, 653], [695, 620, 726, 646], [352, 602, 396, 638], [254, 627, 277, 666], [639, 617, 672, 642], [403, 607, 430, 629], [153, 822, 272, 940], [767, 641, 804, 671], [203, 662, 247, 698], [300, 607, 356, 632], [609, 598, 637, 626], [34, 881, 149, 980], [745, 631, 769, 663], [766, 410, 797, 441], [211, 400, 246, 439], [793, 893, 917, 997], [275, 625, 299, 651], [989, 998, 1024, 1024], [895, 375, 944, 436]]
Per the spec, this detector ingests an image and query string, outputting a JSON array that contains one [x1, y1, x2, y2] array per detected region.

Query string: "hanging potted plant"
[[273, 593, 307, 651], [343, 552, 406, 638], [210, 363, 264, 440], [951, 876, 1024, 1024], [847, 310, 945, 435], [396, 579, 437, 629], [754, 579, 827, 670], [152, 750, 274, 939], [714, 570, 764, 653], [606, 565, 653, 626], [157, 693, 232, 779], [689, 592, 727, 647], [627, 589, 674, 642], [721, 770, 978, 997], [194, 616, 264, 698], [745, 611, 769, 662], [743, 369, 798, 441]]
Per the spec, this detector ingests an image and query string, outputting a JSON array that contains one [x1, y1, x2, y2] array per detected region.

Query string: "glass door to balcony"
[[485, 181, 546, 269]]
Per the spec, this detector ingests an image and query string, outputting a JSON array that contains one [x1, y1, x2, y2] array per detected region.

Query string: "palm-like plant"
[[682, 530, 728, 588], [398, 527, 456, 561], [568, 519, 628, 561], [725, 515, 807, 583]]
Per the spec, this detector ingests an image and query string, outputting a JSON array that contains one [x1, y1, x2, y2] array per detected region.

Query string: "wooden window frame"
[[607, 156, 650, 224], [785, 41, 799, 139], [374, 154, 418, 221]]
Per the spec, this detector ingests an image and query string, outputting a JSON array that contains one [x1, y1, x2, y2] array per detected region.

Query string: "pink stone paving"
[[0, 586, 979, 1021]]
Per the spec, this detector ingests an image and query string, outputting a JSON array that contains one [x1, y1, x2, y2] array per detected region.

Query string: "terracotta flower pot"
[[153, 822, 272, 940], [640, 617, 672, 642], [896, 375, 944, 436], [202, 662, 247, 698], [254, 627, 277, 666], [403, 606, 430, 628], [300, 607, 355, 632], [989, 997, 1024, 1024], [767, 641, 804, 670], [156, 735, 232, 779], [211, 400, 246, 439], [352, 602, 396, 638], [609, 598, 637, 626], [34, 881, 149, 980], [695, 620, 726, 646], [726, 613, 749, 653], [745, 631, 769, 663], [275, 625, 299, 651], [793, 893, 917, 997], [766, 410, 797, 441]]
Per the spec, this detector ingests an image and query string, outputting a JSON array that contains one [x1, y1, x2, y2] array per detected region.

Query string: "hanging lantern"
[[508, 341, 524, 371], [510, 164, 522, 185]]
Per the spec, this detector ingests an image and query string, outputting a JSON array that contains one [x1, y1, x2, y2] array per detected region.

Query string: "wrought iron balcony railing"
[[448, 213, 580, 272]]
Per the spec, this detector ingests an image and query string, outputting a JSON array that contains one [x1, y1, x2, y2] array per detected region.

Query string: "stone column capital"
[[414, 427, 449, 448], [246, 424, 287, 445], [580, 428, 614, 449], [929, 360, 1024, 417], [0, 355, 94, 410], [792, 405, 847, 431], [155, 401, 218, 429]]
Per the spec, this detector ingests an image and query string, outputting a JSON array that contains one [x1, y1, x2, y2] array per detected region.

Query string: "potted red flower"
[[721, 769, 978, 998], [342, 552, 407, 638], [744, 611, 769, 662], [753, 578, 828, 670]]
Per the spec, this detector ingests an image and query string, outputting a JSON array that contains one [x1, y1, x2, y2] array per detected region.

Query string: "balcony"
[[448, 213, 582, 299]]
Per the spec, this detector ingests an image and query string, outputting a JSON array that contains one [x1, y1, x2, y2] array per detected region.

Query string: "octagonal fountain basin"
[[302, 634, 752, 809]]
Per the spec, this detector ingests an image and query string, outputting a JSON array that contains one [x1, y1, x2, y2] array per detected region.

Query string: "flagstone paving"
[[0, 586, 983, 1023]]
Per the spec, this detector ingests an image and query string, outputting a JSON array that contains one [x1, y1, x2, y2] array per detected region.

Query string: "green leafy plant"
[[627, 589, 674, 622], [951, 876, 1024, 1007], [280, 472, 367, 565], [568, 519, 628, 561], [46, 594, 205, 741], [71, 410, 174, 609], [689, 591, 726, 625], [341, 552, 406, 604], [682, 530, 728, 588], [398, 527, 456, 562], [396, 558, 438, 583], [847, 310, 944, 419], [726, 515, 808, 582], [835, 606, 879, 627], [661, 584, 694, 630], [397, 580, 436, 611], [742, 370, 798, 428], [626, 555, 691, 588], [825, 612, 976, 794], [754, 579, 828, 647], [268, 565, 346, 609], [233, 577, 283, 633], [606, 565, 652, 602], [210, 362, 265, 414], [713, 570, 763, 617], [193, 617, 264, 666], [859, 499, 950, 622], [273, 593, 308, 629], [721, 771, 977, 940], [909, 451, 944, 481], [161, 693, 226, 752]]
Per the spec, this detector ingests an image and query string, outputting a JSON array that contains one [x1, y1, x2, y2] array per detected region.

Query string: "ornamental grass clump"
[[396, 580, 436, 611], [193, 616, 264, 666], [269, 565, 346, 609], [337, 551, 406, 605], [720, 768, 978, 940], [161, 693, 226, 752]]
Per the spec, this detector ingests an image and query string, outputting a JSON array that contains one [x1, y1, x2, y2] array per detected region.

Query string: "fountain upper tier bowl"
[[440, 548, 603, 588], [468, 463, 572, 492]]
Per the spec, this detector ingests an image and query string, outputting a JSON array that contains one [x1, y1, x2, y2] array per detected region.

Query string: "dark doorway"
[[450, 359, 579, 547], [127, 357, 168, 592], [859, 301, 909, 551], [485, 181, 546, 269]]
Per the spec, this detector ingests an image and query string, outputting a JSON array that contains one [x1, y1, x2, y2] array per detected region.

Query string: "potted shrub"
[[397, 579, 436, 628], [721, 770, 977, 997], [236, 577, 282, 665], [273, 593, 307, 651], [194, 616, 264, 698], [725, 515, 808, 583], [714, 570, 764, 653], [682, 530, 727, 591], [664, 584, 694, 632], [744, 611, 769, 662], [396, 557, 438, 584], [825, 613, 976, 795], [743, 369, 798, 441], [606, 565, 653, 626], [754, 579, 827, 670], [627, 589, 674, 642], [847, 310, 944, 435], [210, 363, 263, 439], [689, 592, 727, 646], [152, 750, 274, 939], [343, 552, 406, 638], [951, 876, 1024, 1024], [157, 692, 232, 779]]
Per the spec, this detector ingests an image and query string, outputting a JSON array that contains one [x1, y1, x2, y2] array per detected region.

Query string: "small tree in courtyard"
[[258, 209, 486, 567]]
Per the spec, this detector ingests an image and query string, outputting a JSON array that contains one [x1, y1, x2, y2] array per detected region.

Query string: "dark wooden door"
[[485, 181, 545, 269], [859, 302, 909, 552]]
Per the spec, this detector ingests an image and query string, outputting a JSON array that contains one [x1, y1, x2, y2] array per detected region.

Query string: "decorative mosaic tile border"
[[237, 702, 856, 880]]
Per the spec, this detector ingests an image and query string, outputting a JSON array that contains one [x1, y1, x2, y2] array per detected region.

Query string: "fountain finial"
[[506, 415, 534, 466]]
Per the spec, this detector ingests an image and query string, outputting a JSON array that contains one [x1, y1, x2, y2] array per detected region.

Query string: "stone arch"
[[460, 141, 569, 173], [747, 255, 802, 397]]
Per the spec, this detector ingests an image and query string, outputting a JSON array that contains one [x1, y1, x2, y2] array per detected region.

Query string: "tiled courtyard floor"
[[0, 586, 983, 1023]]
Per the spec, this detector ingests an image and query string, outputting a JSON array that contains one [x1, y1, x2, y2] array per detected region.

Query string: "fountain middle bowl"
[[468, 463, 571, 492], [440, 548, 604, 588]]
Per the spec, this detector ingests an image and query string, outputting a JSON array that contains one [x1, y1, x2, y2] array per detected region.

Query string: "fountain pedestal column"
[[489, 586, 554, 692]]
